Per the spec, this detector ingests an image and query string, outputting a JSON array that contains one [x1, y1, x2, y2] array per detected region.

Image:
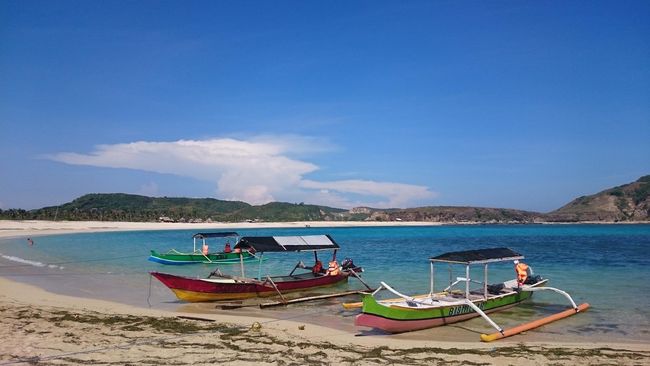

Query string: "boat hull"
[[151, 271, 350, 302], [356, 300, 524, 333], [356, 281, 546, 333], [148, 250, 257, 265]]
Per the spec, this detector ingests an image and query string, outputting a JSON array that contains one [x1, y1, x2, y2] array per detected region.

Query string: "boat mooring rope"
[[147, 273, 152, 308]]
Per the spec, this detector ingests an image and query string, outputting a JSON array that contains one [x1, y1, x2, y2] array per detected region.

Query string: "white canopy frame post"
[[465, 265, 470, 298], [484, 264, 488, 300], [448, 263, 452, 290], [239, 252, 246, 278], [429, 261, 435, 296]]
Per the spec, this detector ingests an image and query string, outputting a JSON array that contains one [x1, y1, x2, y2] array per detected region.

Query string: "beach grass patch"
[[45, 309, 242, 335], [8, 304, 650, 365]]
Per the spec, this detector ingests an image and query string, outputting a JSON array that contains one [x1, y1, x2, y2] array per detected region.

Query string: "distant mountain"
[[0, 193, 543, 223], [221, 202, 347, 222], [0, 193, 347, 222], [546, 175, 650, 222], [360, 206, 543, 224], [1, 176, 648, 222]]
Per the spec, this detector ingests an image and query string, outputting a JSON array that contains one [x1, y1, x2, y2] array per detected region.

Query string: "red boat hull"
[[151, 271, 350, 302]]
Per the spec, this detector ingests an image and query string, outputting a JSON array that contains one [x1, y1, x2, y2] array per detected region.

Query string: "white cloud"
[[300, 179, 437, 208], [47, 136, 436, 208]]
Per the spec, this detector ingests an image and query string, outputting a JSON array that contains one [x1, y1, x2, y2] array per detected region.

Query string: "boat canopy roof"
[[235, 235, 340, 252], [429, 247, 524, 264], [192, 232, 239, 239]]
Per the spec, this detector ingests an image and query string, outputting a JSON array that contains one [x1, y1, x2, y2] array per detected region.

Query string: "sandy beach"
[[0, 219, 442, 240], [1, 220, 649, 365]]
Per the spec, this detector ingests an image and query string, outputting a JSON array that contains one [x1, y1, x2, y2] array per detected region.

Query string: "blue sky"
[[1, 1, 648, 212]]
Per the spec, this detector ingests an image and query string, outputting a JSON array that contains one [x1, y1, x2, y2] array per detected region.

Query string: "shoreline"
[[1, 219, 648, 240], [1, 220, 649, 364], [0, 219, 441, 240], [2, 277, 649, 365]]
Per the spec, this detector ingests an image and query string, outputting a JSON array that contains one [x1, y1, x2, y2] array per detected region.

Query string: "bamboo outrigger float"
[[354, 247, 589, 341]]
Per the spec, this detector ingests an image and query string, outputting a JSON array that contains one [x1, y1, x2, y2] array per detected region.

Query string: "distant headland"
[[2, 175, 648, 224]]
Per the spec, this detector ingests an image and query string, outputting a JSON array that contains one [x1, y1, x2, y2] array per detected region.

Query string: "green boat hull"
[[356, 280, 546, 333], [148, 250, 258, 265]]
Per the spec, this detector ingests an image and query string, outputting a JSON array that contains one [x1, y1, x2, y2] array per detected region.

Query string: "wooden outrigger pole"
[[260, 290, 368, 308]]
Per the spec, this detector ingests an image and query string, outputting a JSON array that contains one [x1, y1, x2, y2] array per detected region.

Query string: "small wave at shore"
[[0, 253, 65, 270]]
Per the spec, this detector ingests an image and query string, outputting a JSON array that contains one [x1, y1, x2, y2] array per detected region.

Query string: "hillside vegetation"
[[368, 206, 542, 223], [0, 194, 343, 223], [1, 176, 648, 223], [547, 175, 650, 222]]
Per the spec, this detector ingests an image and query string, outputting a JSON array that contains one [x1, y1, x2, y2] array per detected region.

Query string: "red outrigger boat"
[[151, 234, 363, 302]]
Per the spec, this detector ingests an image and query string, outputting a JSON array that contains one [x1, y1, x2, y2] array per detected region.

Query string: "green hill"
[[546, 175, 650, 222], [1, 175, 648, 223], [227, 202, 346, 222], [0, 193, 347, 222], [364, 206, 542, 223], [34, 193, 251, 221], [0, 193, 543, 223]]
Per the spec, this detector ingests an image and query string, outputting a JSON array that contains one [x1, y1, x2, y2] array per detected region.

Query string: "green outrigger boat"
[[148, 232, 260, 265], [354, 247, 589, 341]]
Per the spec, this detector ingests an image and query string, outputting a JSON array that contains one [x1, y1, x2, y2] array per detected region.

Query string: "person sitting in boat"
[[223, 242, 232, 253], [202, 242, 209, 256], [514, 260, 532, 287], [326, 260, 340, 276], [312, 260, 323, 275]]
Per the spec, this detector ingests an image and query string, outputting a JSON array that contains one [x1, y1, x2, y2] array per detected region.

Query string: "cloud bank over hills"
[[47, 136, 437, 209]]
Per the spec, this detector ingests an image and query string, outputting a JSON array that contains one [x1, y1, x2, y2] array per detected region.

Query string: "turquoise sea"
[[1, 224, 649, 343]]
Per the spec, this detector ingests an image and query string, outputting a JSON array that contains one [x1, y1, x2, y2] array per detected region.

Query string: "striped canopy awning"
[[235, 235, 340, 252]]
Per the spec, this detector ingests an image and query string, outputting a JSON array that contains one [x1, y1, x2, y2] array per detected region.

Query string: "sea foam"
[[0, 253, 65, 270]]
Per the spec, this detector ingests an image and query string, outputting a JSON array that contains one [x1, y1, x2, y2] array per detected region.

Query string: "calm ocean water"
[[1, 224, 649, 342]]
